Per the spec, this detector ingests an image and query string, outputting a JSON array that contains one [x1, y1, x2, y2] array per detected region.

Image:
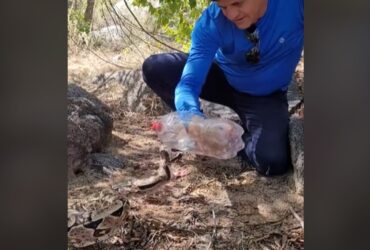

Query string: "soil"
[[68, 48, 304, 250]]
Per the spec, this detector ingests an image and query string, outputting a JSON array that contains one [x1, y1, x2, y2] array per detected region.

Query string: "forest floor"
[[68, 47, 304, 250]]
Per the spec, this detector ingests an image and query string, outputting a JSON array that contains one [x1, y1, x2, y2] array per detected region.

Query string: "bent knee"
[[255, 151, 291, 176], [142, 54, 159, 81]]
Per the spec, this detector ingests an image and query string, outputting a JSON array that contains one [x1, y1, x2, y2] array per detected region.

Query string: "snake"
[[68, 199, 130, 248]]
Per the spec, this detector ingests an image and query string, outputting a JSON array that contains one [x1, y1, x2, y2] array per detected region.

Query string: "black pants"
[[142, 53, 291, 176]]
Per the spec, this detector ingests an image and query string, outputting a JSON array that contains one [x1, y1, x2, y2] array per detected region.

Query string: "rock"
[[90, 0, 152, 47], [92, 69, 171, 114], [201, 75, 304, 121], [87, 153, 125, 171], [288, 75, 304, 195], [121, 69, 156, 112], [91, 25, 126, 43], [67, 84, 113, 176], [201, 100, 240, 122], [289, 115, 304, 195], [295, 56, 304, 93], [287, 78, 304, 114]]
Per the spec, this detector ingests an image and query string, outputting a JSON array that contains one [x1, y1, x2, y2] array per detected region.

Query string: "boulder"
[[201, 100, 240, 121], [91, 25, 126, 43], [287, 77, 304, 114], [287, 74, 304, 195], [92, 69, 171, 114], [289, 115, 304, 195], [67, 84, 113, 176]]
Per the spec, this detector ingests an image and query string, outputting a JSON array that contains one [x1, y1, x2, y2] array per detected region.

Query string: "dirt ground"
[[68, 48, 304, 249]]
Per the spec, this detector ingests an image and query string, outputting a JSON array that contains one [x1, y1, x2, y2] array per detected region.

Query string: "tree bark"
[[84, 0, 95, 24]]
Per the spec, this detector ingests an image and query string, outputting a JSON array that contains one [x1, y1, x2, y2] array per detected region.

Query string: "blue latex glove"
[[175, 87, 205, 127], [175, 87, 201, 113]]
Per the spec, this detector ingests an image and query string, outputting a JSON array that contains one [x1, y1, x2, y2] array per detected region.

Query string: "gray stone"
[[68, 84, 113, 176], [91, 25, 126, 43], [202, 77, 304, 121], [87, 153, 125, 171], [287, 78, 304, 195], [287, 78, 304, 113], [200, 100, 240, 121], [289, 115, 304, 195], [92, 69, 171, 114]]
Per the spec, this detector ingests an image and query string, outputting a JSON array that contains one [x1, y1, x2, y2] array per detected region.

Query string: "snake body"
[[68, 199, 130, 248]]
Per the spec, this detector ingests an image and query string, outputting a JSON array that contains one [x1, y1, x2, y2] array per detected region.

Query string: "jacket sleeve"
[[174, 10, 221, 113]]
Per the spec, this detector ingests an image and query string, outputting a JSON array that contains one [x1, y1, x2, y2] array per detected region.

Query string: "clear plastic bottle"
[[151, 112, 245, 159]]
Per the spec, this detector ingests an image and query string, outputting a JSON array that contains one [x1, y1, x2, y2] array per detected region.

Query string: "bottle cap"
[[151, 121, 162, 132]]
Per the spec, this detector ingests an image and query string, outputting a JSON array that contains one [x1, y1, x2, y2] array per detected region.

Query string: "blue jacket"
[[175, 0, 304, 113]]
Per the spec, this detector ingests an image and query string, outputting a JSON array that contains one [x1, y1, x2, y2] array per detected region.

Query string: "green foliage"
[[132, 0, 210, 51], [68, 8, 91, 35]]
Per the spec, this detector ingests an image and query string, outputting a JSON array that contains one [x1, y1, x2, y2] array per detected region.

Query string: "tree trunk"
[[84, 0, 95, 24], [71, 0, 82, 10]]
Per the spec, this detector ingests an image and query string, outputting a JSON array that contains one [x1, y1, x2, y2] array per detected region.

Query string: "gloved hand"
[[175, 87, 205, 127]]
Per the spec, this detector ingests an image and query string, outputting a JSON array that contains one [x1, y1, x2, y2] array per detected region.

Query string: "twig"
[[106, 0, 174, 53], [122, 0, 184, 53], [101, 1, 132, 48], [185, 237, 195, 249], [252, 231, 283, 244], [207, 209, 217, 250], [164, 234, 172, 250], [253, 233, 273, 243], [241, 231, 245, 250], [250, 211, 290, 227], [105, 0, 146, 59], [280, 234, 288, 250], [289, 206, 304, 229], [147, 230, 158, 245]]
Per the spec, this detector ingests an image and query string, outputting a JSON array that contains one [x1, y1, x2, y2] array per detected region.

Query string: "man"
[[142, 0, 304, 176]]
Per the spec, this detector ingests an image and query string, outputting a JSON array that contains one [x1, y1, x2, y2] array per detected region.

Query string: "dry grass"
[[68, 110, 304, 249]]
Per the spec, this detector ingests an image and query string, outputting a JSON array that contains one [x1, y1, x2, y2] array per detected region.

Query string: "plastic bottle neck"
[[151, 121, 163, 132]]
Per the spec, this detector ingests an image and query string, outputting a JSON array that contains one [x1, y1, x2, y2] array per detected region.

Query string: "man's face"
[[215, 0, 267, 29]]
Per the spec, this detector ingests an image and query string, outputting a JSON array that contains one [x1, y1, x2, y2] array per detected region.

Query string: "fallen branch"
[[289, 206, 304, 229]]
